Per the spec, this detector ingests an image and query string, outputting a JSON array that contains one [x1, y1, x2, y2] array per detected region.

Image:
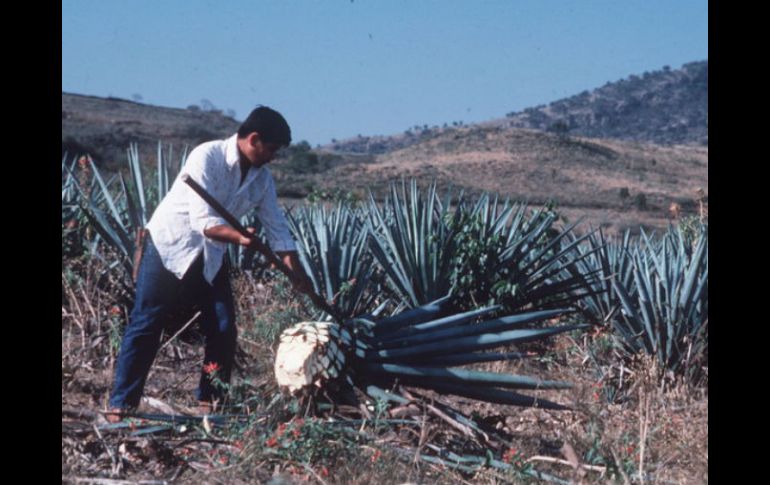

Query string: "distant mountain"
[[326, 61, 707, 154], [62, 93, 239, 169]]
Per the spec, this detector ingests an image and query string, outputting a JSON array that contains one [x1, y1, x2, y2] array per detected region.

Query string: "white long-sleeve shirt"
[[146, 134, 296, 283]]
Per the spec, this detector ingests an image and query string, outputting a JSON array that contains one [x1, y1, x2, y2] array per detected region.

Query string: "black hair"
[[237, 106, 292, 147]]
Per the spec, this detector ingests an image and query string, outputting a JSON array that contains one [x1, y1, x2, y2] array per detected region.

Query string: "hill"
[[325, 61, 707, 155], [62, 93, 240, 169], [497, 61, 707, 146], [274, 125, 707, 235]]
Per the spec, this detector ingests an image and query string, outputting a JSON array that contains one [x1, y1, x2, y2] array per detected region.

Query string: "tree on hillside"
[[548, 120, 571, 138]]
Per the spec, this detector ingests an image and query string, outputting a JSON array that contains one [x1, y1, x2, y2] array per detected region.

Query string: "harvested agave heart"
[[274, 321, 352, 393]]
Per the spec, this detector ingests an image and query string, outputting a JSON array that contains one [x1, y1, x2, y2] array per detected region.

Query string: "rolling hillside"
[[61, 60, 707, 234]]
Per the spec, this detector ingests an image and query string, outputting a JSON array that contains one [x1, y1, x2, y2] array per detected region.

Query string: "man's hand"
[[239, 227, 257, 246], [277, 251, 314, 294], [204, 228, 313, 293]]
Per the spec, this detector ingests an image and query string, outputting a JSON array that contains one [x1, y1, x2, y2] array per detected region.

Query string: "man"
[[106, 106, 312, 422]]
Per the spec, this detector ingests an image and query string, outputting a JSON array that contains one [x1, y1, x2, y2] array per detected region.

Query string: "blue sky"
[[62, 0, 708, 146]]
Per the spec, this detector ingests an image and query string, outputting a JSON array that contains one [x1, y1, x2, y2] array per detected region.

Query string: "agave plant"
[[274, 297, 587, 412], [611, 224, 708, 384], [365, 180, 460, 307], [568, 228, 635, 326], [271, 302, 585, 484], [450, 195, 600, 313], [64, 142, 188, 284], [62, 155, 91, 256], [285, 203, 381, 319], [122, 143, 186, 230], [366, 180, 598, 314], [62, 155, 81, 223]]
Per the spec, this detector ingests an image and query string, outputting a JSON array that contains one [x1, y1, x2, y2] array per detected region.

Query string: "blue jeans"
[[109, 235, 237, 409]]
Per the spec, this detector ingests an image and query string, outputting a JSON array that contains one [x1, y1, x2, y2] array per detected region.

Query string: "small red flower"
[[219, 456, 229, 464], [371, 449, 382, 463], [503, 447, 518, 463], [265, 436, 278, 447], [109, 306, 121, 316], [203, 362, 220, 375], [320, 466, 329, 477]]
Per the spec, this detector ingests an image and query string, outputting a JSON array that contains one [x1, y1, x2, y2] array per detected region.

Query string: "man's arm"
[[203, 224, 254, 246], [204, 224, 313, 294]]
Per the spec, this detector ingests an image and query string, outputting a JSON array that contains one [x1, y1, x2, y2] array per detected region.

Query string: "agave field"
[[62, 145, 708, 484]]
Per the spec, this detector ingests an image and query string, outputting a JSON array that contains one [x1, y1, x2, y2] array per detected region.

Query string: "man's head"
[[237, 106, 292, 167]]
